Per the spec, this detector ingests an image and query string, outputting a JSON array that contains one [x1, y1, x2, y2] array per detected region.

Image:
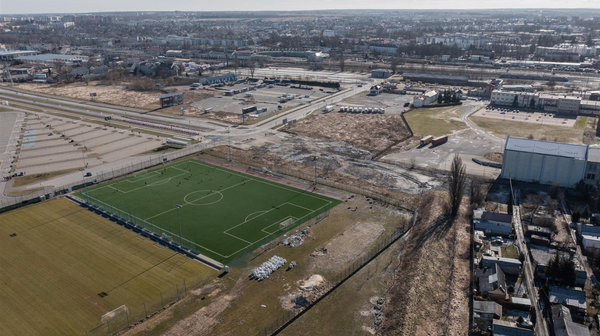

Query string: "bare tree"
[[391, 57, 398, 74], [448, 154, 467, 217], [249, 62, 256, 78]]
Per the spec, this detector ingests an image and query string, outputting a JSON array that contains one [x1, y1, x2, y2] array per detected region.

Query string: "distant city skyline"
[[1, 0, 600, 15]]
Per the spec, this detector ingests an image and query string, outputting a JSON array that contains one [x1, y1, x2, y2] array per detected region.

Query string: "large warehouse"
[[500, 136, 588, 188]]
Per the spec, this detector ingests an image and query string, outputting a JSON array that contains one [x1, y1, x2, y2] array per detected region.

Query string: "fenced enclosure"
[[254, 210, 417, 336], [205, 149, 413, 210]]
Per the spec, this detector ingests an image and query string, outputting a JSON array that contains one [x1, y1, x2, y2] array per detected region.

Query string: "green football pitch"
[[80, 158, 340, 264]]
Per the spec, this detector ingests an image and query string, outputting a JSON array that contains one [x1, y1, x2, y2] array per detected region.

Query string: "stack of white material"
[[251, 255, 287, 281]]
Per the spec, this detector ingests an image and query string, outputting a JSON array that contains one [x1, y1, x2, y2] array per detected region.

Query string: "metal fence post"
[[144, 301, 147, 318], [107, 321, 111, 336], [176, 284, 180, 301], [126, 309, 130, 327], [161, 292, 164, 308]]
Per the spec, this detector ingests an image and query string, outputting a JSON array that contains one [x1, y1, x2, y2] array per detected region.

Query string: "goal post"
[[279, 217, 296, 231], [101, 305, 129, 327]]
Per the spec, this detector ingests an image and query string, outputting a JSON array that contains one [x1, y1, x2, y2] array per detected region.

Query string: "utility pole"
[[313, 156, 317, 186], [174, 204, 183, 247]]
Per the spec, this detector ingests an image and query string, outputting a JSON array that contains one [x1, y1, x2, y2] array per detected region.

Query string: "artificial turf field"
[[0, 198, 213, 336], [80, 158, 340, 264]]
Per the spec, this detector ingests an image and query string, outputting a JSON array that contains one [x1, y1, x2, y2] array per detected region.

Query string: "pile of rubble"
[[250, 255, 287, 281]]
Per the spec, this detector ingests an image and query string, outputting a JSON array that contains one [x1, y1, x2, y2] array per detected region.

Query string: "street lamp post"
[[174, 204, 183, 247]]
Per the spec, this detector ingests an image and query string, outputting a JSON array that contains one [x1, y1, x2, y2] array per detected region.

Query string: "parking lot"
[[191, 82, 335, 117], [336, 92, 413, 114], [473, 106, 577, 127], [16, 114, 162, 175]]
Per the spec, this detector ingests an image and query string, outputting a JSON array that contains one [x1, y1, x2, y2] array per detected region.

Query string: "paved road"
[[513, 200, 550, 336], [0, 111, 25, 201], [0, 80, 372, 204]]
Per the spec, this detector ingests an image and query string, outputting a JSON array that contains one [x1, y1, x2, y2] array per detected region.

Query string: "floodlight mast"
[[174, 204, 183, 247], [227, 126, 231, 162], [313, 156, 317, 186]]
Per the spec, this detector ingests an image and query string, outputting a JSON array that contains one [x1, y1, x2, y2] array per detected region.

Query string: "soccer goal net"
[[279, 217, 296, 231], [101, 305, 129, 325]]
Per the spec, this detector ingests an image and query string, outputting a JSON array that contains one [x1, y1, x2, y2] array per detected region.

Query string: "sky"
[[1, 0, 600, 15]]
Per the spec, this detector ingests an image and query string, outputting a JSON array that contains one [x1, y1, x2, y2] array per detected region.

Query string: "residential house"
[[473, 209, 512, 236], [478, 263, 508, 300], [551, 304, 591, 336], [480, 255, 522, 275], [492, 320, 534, 336], [548, 286, 587, 315], [473, 300, 502, 320]]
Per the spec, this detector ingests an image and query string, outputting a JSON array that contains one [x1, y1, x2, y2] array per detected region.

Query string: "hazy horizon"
[[1, 0, 600, 15]]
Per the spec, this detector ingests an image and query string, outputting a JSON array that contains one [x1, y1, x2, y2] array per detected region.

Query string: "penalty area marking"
[[245, 210, 267, 222]]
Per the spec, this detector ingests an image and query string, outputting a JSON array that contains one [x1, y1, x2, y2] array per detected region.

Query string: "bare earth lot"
[[404, 105, 468, 137], [471, 115, 587, 144], [13, 82, 161, 109], [289, 113, 412, 152]]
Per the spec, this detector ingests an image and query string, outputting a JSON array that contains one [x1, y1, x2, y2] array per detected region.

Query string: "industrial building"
[[402, 72, 469, 86], [15, 54, 88, 66], [0, 50, 39, 60], [500, 136, 589, 188], [199, 72, 238, 85], [490, 90, 592, 115], [412, 90, 438, 108], [371, 69, 392, 78]]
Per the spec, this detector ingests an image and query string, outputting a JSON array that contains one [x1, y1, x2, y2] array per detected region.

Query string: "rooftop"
[[505, 136, 588, 160], [548, 286, 586, 311]]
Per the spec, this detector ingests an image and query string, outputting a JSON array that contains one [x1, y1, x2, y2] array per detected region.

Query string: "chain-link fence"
[[254, 210, 417, 336], [0, 142, 212, 214], [85, 281, 186, 336]]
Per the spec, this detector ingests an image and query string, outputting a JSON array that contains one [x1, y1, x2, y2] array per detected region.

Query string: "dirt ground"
[[124, 195, 410, 336], [288, 112, 412, 152], [583, 117, 600, 145], [378, 192, 470, 336], [151, 90, 220, 117], [13, 82, 162, 109], [309, 220, 385, 273], [484, 152, 504, 163]]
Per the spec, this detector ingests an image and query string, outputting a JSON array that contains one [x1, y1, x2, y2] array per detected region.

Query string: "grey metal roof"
[[505, 136, 588, 160], [588, 148, 600, 163], [16, 54, 88, 61]]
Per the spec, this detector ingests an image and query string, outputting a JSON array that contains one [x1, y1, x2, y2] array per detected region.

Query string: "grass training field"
[[404, 105, 468, 137], [79, 158, 340, 264], [0, 198, 213, 336]]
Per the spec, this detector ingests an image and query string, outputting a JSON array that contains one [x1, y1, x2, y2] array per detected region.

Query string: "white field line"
[[85, 159, 334, 259], [261, 216, 299, 234], [83, 192, 231, 258], [146, 180, 247, 221]]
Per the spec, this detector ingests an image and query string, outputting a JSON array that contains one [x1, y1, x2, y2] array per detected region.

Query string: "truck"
[[420, 135, 434, 146], [431, 135, 448, 146], [324, 105, 334, 113]]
